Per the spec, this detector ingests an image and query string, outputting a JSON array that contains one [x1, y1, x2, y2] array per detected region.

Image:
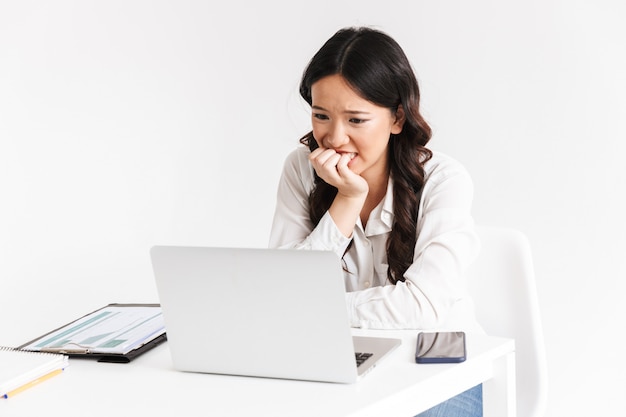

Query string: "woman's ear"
[[391, 105, 406, 134]]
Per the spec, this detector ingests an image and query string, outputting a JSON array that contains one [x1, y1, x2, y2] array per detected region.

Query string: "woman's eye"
[[349, 118, 366, 124], [313, 113, 329, 120]]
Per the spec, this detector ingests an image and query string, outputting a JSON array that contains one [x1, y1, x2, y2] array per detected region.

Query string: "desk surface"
[[1, 330, 514, 417]]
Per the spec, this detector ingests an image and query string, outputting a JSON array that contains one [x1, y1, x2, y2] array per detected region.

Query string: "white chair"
[[467, 226, 548, 417]]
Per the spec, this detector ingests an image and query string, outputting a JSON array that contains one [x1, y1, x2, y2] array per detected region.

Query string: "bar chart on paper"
[[20, 304, 165, 355]]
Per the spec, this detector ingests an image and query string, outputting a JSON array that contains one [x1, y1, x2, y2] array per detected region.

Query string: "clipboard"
[[18, 303, 167, 363]]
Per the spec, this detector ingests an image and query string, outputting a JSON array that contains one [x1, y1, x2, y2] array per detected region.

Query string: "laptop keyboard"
[[355, 352, 373, 367]]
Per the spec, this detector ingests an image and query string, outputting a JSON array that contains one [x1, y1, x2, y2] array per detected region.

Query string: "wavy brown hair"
[[299, 27, 432, 284]]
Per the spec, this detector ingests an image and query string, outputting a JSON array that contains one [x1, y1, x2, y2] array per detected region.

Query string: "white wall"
[[1, 0, 624, 415]]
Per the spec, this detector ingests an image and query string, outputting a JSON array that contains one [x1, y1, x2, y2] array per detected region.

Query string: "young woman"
[[269, 27, 483, 416]]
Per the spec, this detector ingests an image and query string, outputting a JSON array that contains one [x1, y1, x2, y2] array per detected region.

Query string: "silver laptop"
[[150, 246, 401, 383]]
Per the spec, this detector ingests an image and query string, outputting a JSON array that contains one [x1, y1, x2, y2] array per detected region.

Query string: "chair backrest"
[[467, 226, 548, 417]]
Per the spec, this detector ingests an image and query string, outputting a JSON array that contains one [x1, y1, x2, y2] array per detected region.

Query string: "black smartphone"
[[415, 331, 466, 364]]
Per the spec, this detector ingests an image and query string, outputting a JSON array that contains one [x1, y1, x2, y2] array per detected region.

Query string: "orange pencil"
[[3, 368, 64, 398]]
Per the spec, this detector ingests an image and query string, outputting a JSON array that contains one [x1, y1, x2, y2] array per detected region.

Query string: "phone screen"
[[415, 331, 466, 363]]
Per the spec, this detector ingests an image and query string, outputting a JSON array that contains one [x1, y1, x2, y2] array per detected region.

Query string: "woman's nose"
[[323, 122, 349, 148]]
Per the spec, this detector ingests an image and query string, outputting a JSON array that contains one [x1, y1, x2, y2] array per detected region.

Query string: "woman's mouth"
[[338, 152, 357, 160], [345, 152, 357, 167]]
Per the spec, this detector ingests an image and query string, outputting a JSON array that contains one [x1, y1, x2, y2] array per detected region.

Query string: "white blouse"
[[269, 146, 483, 332]]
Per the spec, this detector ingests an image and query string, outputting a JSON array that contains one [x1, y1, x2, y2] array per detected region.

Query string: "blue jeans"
[[415, 384, 482, 417]]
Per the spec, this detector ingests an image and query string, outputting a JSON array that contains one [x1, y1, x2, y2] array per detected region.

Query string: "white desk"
[[1, 330, 515, 417]]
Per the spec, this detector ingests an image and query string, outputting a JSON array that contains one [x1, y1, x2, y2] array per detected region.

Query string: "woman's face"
[[310, 74, 404, 181]]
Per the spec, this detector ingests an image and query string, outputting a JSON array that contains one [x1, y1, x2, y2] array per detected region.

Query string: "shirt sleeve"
[[269, 148, 352, 258], [345, 158, 481, 330]]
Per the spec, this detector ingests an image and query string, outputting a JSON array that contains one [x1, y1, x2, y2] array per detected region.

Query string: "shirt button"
[[364, 281, 371, 288]]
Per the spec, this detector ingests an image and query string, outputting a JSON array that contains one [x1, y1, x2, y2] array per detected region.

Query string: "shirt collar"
[[364, 177, 394, 236]]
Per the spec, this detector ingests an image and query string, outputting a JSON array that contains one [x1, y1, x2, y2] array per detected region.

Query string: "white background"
[[1, 0, 624, 415]]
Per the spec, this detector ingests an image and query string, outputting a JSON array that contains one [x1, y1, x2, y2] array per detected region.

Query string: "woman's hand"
[[309, 146, 369, 198], [309, 146, 368, 237]]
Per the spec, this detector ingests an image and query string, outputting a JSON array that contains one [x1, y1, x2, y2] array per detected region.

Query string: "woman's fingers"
[[309, 149, 367, 196]]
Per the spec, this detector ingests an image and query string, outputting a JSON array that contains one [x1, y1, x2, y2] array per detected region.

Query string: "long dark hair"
[[299, 27, 433, 284]]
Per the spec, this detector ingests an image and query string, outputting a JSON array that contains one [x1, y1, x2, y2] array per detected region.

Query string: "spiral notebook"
[[0, 347, 69, 398]]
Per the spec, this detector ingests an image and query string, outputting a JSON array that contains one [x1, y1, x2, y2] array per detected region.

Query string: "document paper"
[[21, 305, 165, 355]]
